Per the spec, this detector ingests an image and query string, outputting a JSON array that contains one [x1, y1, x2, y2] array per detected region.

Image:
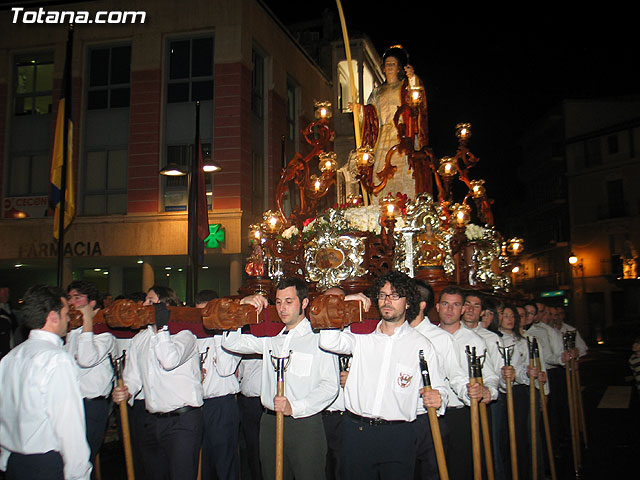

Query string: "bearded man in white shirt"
[[0, 284, 92, 480], [319, 271, 446, 480], [223, 277, 339, 480]]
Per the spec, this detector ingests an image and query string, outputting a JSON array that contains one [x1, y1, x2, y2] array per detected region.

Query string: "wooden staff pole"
[[117, 377, 135, 480], [270, 351, 291, 480], [500, 343, 517, 480], [466, 347, 483, 480], [419, 351, 449, 480], [535, 353, 557, 480], [563, 341, 579, 475], [570, 357, 582, 464], [574, 359, 588, 448], [477, 377, 495, 480], [110, 353, 135, 480], [528, 345, 538, 480]]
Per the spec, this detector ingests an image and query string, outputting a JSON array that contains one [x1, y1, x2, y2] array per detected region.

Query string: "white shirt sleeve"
[[154, 330, 198, 371], [76, 332, 116, 368]]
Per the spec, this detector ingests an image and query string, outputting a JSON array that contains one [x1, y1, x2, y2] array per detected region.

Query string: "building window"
[[606, 179, 625, 218], [83, 149, 128, 215], [87, 45, 131, 110], [8, 153, 49, 196], [286, 79, 297, 142], [163, 143, 213, 211], [607, 134, 618, 154], [251, 50, 264, 118], [14, 53, 53, 116], [584, 138, 602, 167], [167, 37, 214, 103]]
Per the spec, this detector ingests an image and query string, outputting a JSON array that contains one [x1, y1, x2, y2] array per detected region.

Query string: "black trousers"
[[238, 394, 264, 480], [445, 407, 473, 480], [6, 451, 64, 480], [83, 396, 110, 467], [413, 412, 450, 480], [321, 411, 344, 480], [139, 407, 203, 480], [259, 411, 326, 480], [340, 413, 416, 480], [202, 394, 240, 480]]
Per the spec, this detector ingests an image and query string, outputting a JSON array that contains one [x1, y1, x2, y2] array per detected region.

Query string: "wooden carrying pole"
[[499, 344, 518, 480], [527, 341, 538, 480], [466, 347, 484, 480], [419, 351, 449, 480], [534, 348, 557, 480], [477, 377, 495, 480], [573, 359, 588, 448], [563, 336, 580, 475], [270, 351, 291, 480], [109, 353, 135, 480]]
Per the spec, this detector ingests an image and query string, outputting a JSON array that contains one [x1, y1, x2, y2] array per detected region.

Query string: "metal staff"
[[499, 343, 518, 480], [270, 350, 292, 480], [563, 332, 580, 475], [533, 340, 557, 480], [419, 350, 449, 480], [109, 352, 135, 480], [527, 338, 538, 480]]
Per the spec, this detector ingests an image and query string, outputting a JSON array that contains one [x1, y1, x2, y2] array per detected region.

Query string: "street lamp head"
[[568, 253, 578, 265], [203, 156, 222, 172], [160, 163, 188, 176]]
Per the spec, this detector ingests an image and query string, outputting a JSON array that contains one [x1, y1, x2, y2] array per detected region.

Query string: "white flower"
[[465, 223, 486, 240], [281, 225, 299, 239]]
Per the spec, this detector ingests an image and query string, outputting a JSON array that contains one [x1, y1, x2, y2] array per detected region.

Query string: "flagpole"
[[56, 26, 74, 288], [187, 101, 201, 306]]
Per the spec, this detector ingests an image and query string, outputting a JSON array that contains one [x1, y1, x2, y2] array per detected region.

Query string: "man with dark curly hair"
[[319, 271, 447, 479]]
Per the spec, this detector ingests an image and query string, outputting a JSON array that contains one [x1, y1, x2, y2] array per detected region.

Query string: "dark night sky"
[[267, 2, 640, 221]]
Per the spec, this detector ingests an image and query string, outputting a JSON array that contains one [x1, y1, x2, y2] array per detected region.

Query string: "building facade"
[[0, 0, 333, 300]]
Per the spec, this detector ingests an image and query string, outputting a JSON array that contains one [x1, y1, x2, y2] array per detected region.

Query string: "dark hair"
[[195, 289, 219, 305], [438, 285, 465, 303], [523, 302, 538, 314], [481, 297, 500, 334], [463, 291, 483, 303], [414, 279, 434, 312], [382, 46, 408, 72], [20, 284, 66, 330], [276, 277, 309, 305], [126, 291, 147, 303], [66, 280, 100, 303], [371, 271, 420, 323], [148, 285, 181, 306], [501, 305, 523, 340]]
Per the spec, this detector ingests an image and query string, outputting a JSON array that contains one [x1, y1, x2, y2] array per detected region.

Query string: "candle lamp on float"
[[379, 194, 399, 251]]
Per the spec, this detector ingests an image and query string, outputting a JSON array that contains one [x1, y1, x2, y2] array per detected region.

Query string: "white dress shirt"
[[65, 327, 116, 398], [123, 326, 203, 413], [238, 356, 263, 398], [448, 325, 500, 401], [320, 321, 447, 421], [0, 330, 92, 480], [197, 336, 241, 399], [465, 324, 504, 387], [527, 322, 564, 368], [223, 318, 338, 419], [414, 318, 469, 409]]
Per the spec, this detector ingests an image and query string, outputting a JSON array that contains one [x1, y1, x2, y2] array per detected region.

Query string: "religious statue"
[[354, 46, 432, 202]]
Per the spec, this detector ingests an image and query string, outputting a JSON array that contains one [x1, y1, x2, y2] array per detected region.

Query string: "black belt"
[[85, 396, 108, 401], [322, 410, 344, 417], [150, 405, 200, 417], [345, 410, 405, 426]]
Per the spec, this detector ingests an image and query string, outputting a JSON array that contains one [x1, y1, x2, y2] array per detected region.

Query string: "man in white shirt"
[[437, 285, 499, 480], [112, 287, 203, 480], [195, 289, 242, 480], [319, 271, 446, 479], [0, 284, 92, 480], [65, 280, 116, 469], [410, 279, 468, 480], [223, 277, 339, 480]]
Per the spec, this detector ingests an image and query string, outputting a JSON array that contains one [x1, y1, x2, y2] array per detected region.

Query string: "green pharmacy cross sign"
[[205, 224, 225, 249]]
